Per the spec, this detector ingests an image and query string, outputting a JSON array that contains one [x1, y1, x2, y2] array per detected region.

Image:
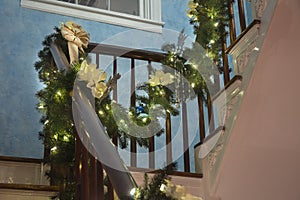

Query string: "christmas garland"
[[35, 22, 183, 199], [187, 0, 231, 71]]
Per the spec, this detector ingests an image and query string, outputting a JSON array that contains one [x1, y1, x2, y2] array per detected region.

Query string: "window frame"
[[21, 0, 164, 33]]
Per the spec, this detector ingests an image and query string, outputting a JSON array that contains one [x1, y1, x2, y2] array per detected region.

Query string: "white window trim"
[[21, 0, 164, 33]]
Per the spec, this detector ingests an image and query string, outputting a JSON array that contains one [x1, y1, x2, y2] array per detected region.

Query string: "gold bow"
[[61, 21, 90, 64]]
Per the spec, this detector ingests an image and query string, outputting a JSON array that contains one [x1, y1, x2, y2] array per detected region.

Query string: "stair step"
[[0, 183, 59, 200], [129, 167, 204, 198], [0, 156, 50, 185]]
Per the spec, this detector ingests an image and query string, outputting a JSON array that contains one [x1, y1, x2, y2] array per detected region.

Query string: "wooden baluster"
[[81, 144, 89, 200], [166, 112, 172, 170], [109, 56, 118, 200], [198, 95, 206, 144], [96, 161, 104, 199], [107, 177, 114, 200], [90, 155, 97, 200], [207, 93, 215, 133], [75, 135, 82, 200], [130, 58, 137, 167], [222, 37, 230, 85], [148, 61, 155, 169], [112, 56, 118, 146], [238, 0, 247, 31], [229, 0, 237, 44], [182, 100, 190, 172]]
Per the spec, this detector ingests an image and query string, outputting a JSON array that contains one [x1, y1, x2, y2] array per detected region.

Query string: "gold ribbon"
[[61, 21, 90, 64]]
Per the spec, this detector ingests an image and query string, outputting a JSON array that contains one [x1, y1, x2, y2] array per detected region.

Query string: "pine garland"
[[34, 26, 179, 199], [187, 0, 231, 70]]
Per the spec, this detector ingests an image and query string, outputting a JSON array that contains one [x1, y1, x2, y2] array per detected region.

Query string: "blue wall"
[[0, 0, 193, 159]]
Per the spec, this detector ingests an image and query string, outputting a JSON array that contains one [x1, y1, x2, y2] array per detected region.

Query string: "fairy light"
[[142, 117, 148, 123], [51, 146, 57, 152], [130, 188, 136, 196], [160, 184, 167, 192], [63, 135, 69, 142], [38, 103, 45, 109], [98, 110, 104, 115], [56, 91, 62, 96]]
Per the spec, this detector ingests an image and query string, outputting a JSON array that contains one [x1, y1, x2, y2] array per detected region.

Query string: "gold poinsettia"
[[148, 70, 174, 86], [61, 21, 90, 64], [186, 0, 199, 19]]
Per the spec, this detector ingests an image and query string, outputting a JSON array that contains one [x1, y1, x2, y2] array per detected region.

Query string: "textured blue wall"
[[0, 0, 193, 159]]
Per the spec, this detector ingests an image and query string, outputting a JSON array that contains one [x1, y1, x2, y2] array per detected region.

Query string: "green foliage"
[[189, 0, 231, 69], [135, 163, 177, 200], [34, 26, 180, 199]]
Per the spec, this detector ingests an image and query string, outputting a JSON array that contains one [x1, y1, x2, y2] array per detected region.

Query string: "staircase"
[[192, 0, 300, 199], [0, 156, 58, 200]]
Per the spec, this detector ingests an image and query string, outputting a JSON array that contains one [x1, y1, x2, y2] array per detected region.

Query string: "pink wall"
[[215, 0, 300, 199]]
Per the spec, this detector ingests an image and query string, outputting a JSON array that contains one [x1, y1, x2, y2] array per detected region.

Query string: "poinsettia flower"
[[78, 60, 107, 87], [91, 82, 108, 99], [148, 70, 174, 86], [61, 21, 90, 52]]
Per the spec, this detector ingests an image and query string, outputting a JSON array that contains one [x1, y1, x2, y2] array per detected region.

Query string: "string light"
[[98, 110, 104, 115], [160, 184, 167, 192], [51, 146, 57, 152], [130, 188, 136, 196]]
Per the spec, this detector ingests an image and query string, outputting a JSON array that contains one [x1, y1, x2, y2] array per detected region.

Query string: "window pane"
[[78, 0, 107, 9], [110, 0, 139, 16], [59, 0, 75, 3]]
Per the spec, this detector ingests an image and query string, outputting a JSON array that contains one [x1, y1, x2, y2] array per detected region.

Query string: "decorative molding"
[[207, 133, 224, 170], [213, 76, 243, 127], [254, 0, 268, 18], [21, 0, 164, 33], [236, 37, 258, 74], [228, 22, 261, 75]]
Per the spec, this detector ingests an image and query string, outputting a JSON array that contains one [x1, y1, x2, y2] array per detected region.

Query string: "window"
[[21, 0, 163, 33]]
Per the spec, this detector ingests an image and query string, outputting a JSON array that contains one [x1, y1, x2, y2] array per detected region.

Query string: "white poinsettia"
[[91, 82, 108, 99], [148, 70, 174, 86], [78, 60, 108, 99], [78, 60, 107, 86]]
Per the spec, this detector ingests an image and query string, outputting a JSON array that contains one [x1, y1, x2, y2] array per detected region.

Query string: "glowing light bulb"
[[56, 91, 62, 96], [142, 117, 148, 123], [130, 188, 136, 196], [51, 146, 57, 151], [98, 110, 104, 115], [160, 184, 167, 192]]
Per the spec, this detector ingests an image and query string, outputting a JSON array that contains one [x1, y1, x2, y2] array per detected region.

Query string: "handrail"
[[87, 43, 166, 62], [226, 19, 261, 54]]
